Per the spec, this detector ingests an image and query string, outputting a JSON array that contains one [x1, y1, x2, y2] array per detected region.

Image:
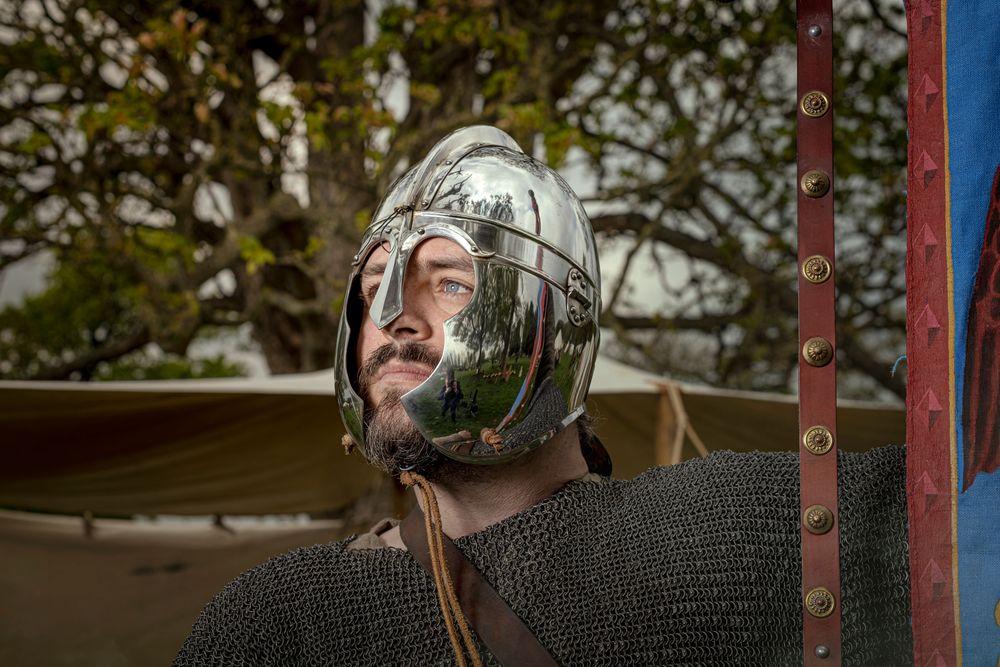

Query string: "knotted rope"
[[399, 471, 482, 667]]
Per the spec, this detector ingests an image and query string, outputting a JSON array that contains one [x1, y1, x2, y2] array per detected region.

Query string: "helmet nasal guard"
[[334, 126, 601, 464]]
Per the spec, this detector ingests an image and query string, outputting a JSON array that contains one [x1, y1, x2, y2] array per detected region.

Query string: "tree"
[[579, 0, 908, 399], [0, 0, 907, 399]]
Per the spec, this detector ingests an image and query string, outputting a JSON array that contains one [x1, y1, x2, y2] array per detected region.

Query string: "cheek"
[[431, 312, 447, 346], [356, 316, 382, 366], [424, 304, 452, 354]]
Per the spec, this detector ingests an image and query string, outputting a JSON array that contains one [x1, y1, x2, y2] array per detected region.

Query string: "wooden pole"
[[654, 383, 681, 466], [654, 387, 674, 467]]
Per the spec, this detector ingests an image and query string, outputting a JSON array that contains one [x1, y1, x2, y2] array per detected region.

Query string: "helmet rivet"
[[569, 305, 578, 314], [417, 228, 425, 235], [421, 199, 429, 207], [444, 160, 452, 165]]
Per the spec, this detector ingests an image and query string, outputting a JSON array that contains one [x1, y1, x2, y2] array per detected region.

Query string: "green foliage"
[[238, 235, 276, 274], [95, 352, 245, 381], [0, 254, 144, 380], [0, 0, 908, 397]]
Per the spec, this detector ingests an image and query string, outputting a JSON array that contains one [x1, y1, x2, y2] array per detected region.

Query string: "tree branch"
[[28, 326, 150, 380]]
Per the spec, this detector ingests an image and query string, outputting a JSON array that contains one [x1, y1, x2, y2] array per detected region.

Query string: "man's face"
[[354, 237, 476, 473]]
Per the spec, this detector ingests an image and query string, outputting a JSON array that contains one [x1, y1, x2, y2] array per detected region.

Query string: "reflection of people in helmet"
[[438, 371, 463, 423], [466, 388, 479, 418]]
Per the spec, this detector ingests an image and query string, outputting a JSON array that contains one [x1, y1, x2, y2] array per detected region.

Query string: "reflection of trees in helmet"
[[431, 172, 472, 209], [457, 192, 515, 224], [449, 262, 519, 372], [449, 261, 561, 428], [474, 146, 548, 180], [536, 283, 557, 383], [434, 165, 516, 226]]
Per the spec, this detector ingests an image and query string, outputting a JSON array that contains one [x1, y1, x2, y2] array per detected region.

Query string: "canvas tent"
[[0, 355, 904, 517]]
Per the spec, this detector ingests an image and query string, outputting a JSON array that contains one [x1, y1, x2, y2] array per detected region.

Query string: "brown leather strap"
[[796, 1, 843, 664], [400, 509, 559, 667]]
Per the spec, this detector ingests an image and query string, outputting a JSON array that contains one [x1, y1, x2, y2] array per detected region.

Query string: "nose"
[[382, 276, 433, 343]]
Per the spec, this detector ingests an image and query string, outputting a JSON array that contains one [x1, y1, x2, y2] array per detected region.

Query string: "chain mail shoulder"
[[175, 445, 911, 666]]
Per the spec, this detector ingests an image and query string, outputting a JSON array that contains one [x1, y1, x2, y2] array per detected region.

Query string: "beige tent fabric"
[[677, 388, 905, 455], [587, 390, 904, 481], [0, 357, 903, 516], [0, 508, 350, 666], [0, 389, 380, 516]]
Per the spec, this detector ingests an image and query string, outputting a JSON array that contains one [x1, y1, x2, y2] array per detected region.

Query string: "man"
[[438, 371, 462, 424], [176, 126, 911, 665]]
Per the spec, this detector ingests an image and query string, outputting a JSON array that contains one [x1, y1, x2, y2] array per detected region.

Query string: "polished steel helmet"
[[334, 126, 601, 464]]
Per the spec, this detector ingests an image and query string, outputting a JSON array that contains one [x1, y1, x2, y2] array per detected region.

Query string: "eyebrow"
[[361, 261, 386, 278], [420, 256, 475, 273], [360, 255, 474, 279]]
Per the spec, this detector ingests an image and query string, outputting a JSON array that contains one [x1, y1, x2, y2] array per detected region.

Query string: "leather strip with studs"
[[796, 1, 843, 664]]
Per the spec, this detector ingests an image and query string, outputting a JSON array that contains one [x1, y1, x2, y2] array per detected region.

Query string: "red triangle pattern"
[[906, 2, 957, 663], [913, 471, 941, 517], [925, 650, 948, 667], [915, 223, 938, 264], [917, 388, 943, 431], [918, 74, 940, 112], [915, 303, 942, 347], [920, 559, 947, 602], [919, 0, 935, 34], [914, 151, 939, 188]]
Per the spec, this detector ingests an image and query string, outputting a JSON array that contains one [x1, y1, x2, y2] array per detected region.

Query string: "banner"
[[906, 2, 1000, 663]]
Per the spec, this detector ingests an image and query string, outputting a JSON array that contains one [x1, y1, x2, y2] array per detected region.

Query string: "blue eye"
[[443, 280, 471, 295]]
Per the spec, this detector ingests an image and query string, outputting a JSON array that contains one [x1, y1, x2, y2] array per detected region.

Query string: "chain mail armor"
[[175, 445, 911, 666]]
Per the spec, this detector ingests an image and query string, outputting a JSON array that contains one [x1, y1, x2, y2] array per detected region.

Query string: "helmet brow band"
[[415, 210, 596, 291], [485, 254, 598, 322]]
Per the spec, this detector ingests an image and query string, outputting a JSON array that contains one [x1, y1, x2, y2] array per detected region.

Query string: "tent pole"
[[654, 383, 682, 466]]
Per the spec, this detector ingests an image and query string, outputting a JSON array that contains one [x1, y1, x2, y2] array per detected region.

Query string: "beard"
[[357, 342, 443, 475]]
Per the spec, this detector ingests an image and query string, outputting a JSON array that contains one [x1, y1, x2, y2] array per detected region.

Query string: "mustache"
[[357, 342, 441, 392]]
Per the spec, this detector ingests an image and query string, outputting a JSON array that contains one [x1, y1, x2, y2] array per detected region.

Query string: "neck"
[[417, 424, 588, 539]]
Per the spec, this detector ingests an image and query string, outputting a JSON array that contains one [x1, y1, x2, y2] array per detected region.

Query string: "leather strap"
[[399, 509, 559, 667], [796, 1, 843, 664]]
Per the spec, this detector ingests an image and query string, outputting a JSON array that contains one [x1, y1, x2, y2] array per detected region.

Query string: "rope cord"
[[400, 471, 483, 667]]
